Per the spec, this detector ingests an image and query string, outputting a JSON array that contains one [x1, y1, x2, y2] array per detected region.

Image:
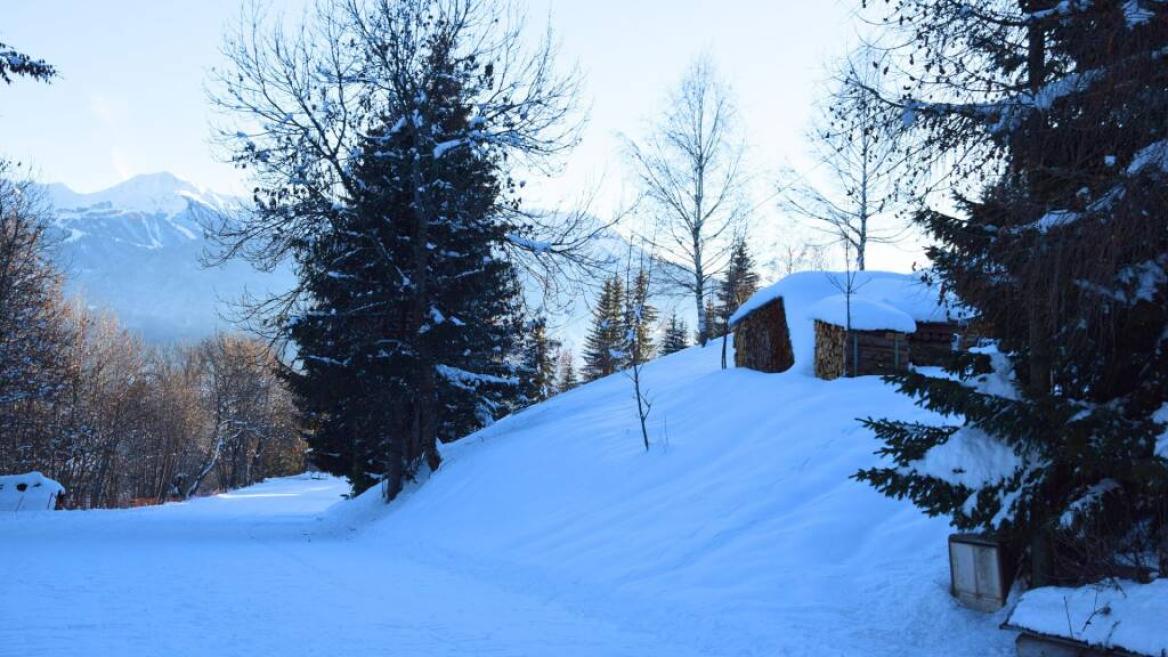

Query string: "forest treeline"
[[0, 170, 303, 508]]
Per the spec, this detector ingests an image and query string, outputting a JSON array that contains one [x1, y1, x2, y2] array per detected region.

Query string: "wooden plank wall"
[[815, 320, 910, 379], [909, 321, 959, 366]]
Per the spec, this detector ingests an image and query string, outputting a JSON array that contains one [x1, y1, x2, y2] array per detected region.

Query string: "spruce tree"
[[285, 14, 526, 499], [213, 0, 579, 501], [703, 298, 722, 339], [518, 317, 560, 405], [660, 312, 689, 356], [583, 276, 626, 380], [716, 237, 759, 333], [855, 0, 1168, 585]]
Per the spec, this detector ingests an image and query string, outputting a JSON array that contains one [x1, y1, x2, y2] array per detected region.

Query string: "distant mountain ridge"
[[40, 172, 703, 349], [42, 172, 294, 343]]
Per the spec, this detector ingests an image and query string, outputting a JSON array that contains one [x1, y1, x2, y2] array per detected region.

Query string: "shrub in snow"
[[0, 472, 64, 511]]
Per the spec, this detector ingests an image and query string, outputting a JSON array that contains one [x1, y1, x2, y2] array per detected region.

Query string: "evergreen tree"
[[583, 276, 626, 380], [625, 269, 657, 362], [855, 0, 1168, 585], [703, 298, 722, 339], [660, 312, 689, 356], [283, 11, 526, 498], [557, 350, 579, 391], [518, 317, 560, 405], [716, 237, 759, 332], [214, 0, 578, 501]]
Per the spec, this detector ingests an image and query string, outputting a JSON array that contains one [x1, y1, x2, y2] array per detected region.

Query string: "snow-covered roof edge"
[[1005, 579, 1168, 657], [730, 270, 964, 327]]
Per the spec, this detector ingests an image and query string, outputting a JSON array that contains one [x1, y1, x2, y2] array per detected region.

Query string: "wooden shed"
[[731, 297, 794, 373], [729, 270, 967, 378], [908, 320, 961, 367], [813, 320, 911, 380]]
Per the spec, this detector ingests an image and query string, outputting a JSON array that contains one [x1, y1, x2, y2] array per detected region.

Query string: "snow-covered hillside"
[[42, 173, 295, 342], [3, 339, 1015, 656]]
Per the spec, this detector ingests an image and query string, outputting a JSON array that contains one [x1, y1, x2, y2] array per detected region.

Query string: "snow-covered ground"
[[1, 345, 1017, 656]]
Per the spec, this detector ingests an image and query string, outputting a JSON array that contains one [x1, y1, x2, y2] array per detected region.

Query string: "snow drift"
[[1007, 579, 1168, 657], [0, 472, 64, 512], [325, 341, 1014, 655]]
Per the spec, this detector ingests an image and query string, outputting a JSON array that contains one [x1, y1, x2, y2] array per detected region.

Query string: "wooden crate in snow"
[[948, 533, 1012, 612]]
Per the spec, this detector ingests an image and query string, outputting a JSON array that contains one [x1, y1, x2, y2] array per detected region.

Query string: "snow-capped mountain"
[[40, 172, 694, 348], [43, 173, 294, 343]]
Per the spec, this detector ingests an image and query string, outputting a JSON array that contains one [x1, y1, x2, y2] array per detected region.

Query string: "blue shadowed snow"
[[1, 346, 1015, 656]]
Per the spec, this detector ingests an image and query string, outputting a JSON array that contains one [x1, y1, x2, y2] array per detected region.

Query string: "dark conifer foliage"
[[583, 276, 626, 381], [0, 43, 56, 84], [556, 350, 578, 391], [703, 298, 721, 340], [214, 0, 578, 499], [855, 0, 1168, 585], [625, 269, 657, 363], [286, 41, 526, 498], [715, 237, 759, 335], [518, 317, 561, 405], [660, 312, 689, 356]]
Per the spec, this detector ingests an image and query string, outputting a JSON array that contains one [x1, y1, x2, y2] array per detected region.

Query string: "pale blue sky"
[[1, 1, 922, 269]]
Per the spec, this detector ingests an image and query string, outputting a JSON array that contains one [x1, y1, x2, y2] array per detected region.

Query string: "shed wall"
[[909, 321, 960, 366], [814, 320, 910, 379], [732, 298, 794, 373]]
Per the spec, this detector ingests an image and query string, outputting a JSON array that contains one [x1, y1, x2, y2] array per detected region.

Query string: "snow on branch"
[[900, 68, 1102, 136], [435, 364, 518, 391]]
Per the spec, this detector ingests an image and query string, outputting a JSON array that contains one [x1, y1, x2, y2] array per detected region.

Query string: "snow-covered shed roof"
[[1006, 579, 1168, 657], [729, 271, 962, 375], [807, 295, 917, 334]]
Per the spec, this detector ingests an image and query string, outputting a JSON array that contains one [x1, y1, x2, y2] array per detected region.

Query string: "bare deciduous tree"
[[626, 58, 747, 346], [781, 49, 914, 270], [621, 244, 655, 452]]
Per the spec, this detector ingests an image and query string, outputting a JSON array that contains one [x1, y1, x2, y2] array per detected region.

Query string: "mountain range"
[[42, 172, 741, 349], [43, 172, 294, 343]]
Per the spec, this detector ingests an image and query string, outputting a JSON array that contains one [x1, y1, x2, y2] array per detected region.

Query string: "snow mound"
[[0, 472, 64, 512], [729, 270, 960, 375], [808, 294, 918, 333], [1006, 579, 1168, 657], [324, 343, 1012, 655]]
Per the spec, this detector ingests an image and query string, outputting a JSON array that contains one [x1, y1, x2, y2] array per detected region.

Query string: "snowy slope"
[[1, 306, 1017, 655], [42, 173, 295, 342], [325, 342, 1014, 656]]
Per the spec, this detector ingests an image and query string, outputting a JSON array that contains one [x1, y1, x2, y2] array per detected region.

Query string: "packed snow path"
[[3, 344, 1017, 656], [1, 476, 715, 656]]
